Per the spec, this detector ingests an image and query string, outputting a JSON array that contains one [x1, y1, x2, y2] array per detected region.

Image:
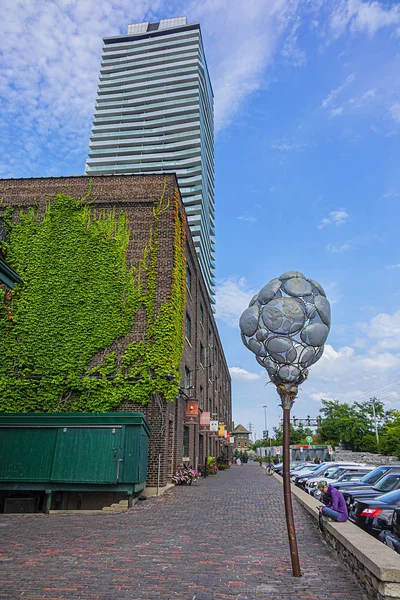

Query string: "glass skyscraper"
[[85, 17, 215, 303]]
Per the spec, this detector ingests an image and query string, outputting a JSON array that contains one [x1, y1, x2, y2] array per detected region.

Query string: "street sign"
[[306, 436, 313, 443], [275, 447, 281, 455], [263, 430, 269, 439], [328, 446, 333, 455]]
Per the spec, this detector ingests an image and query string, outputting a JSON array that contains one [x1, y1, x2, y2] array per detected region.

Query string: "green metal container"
[[0, 413, 150, 507]]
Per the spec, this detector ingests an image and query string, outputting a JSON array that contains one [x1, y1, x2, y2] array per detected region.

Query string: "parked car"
[[349, 489, 400, 537], [305, 465, 369, 495], [295, 462, 364, 490], [289, 464, 320, 481], [343, 472, 400, 509], [292, 463, 332, 487], [275, 462, 311, 476], [311, 468, 373, 500], [380, 508, 400, 554], [330, 465, 400, 493]]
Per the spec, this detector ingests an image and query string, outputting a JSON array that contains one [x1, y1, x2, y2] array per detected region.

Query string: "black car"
[[343, 472, 400, 509], [380, 508, 400, 554], [349, 489, 400, 537], [330, 465, 400, 493]]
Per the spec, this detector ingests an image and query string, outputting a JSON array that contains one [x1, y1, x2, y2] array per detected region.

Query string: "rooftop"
[[127, 16, 187, 36]]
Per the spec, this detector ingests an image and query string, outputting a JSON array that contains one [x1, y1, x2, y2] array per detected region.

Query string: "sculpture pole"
[[239, 271, 331, 579], [279, 386, 301, 577]]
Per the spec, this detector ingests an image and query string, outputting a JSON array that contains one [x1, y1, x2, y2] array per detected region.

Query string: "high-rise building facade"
[[85, 17, 215, 303]]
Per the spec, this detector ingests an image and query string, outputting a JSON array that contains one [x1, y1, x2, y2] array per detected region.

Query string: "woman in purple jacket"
[[317, 480, 348, 522]]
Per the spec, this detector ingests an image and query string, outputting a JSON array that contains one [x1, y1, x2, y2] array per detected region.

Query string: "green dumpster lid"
[[0, 412, 150, 435]]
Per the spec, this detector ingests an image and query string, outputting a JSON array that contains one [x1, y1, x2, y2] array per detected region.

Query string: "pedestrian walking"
[[317, 480, 348, 522], [236, 457, 241, 466]]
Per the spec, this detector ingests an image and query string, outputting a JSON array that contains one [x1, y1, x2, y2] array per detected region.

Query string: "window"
[[200, 386, 204, 409], [199, 303, 204, 325], [200, 343, 209, 367], [185, 313, 191, 342], [183, 426, 189, 457], [184, 366, 193, 391], [186, 264, 192, 292]]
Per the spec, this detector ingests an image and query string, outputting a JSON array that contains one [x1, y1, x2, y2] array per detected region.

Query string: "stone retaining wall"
[[333, 449, 400, 466], [273, 474, 400, 599]]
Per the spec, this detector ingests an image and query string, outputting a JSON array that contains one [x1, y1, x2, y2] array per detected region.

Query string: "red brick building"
[[0, 174, 231, 491]]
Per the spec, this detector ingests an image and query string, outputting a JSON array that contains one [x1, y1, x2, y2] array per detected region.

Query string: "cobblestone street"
[[0, 464, 364, 599]]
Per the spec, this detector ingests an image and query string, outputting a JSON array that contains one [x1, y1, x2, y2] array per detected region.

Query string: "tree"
[[317, 398, 395, 453]]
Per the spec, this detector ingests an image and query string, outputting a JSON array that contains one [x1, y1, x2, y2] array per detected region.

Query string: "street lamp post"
[[263, 404, 272, 464], [240, 271, 331, 578]]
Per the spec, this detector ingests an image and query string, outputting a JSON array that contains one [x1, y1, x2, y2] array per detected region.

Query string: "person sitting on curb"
[[317, 480, 348, 522]]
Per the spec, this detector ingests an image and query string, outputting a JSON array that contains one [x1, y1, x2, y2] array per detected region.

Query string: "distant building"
[[85, 16, 216, 305], [233, 424, 251, 451], [0, 174, 230, 495]]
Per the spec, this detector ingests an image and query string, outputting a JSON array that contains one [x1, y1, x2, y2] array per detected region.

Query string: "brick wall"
[[0, 174, 232, 487]]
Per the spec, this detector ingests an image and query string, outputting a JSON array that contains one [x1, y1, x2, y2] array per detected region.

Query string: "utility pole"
[[371, 397, 380, 450]]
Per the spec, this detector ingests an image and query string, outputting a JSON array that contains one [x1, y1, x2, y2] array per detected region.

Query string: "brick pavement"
[[0, 464, 365, 600]]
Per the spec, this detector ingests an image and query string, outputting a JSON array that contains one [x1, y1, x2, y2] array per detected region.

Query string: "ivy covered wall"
[[0, 182, 186, 412]]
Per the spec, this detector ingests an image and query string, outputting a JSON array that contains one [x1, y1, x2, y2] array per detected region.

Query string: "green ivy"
[[0, 182, 186, 412]]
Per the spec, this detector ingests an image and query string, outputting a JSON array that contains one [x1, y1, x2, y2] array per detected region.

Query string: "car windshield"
[[340, 472, 364, 481], [379, 489, 400, 504], [309, 464, 331, 476], [329, 467, 345, 478], [361, 466, 393, 484], [374, 474, 400, 492], [324, 466, 341, 478]]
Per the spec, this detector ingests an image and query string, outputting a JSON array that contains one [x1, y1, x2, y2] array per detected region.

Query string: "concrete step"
[[101, 499, 130, 512]]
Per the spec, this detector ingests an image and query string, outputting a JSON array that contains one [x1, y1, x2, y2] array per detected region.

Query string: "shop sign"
[[210, 420, 219, 436], [200, 411, 210, 433], [218, 423, 225, 437], [185, 400, 199, 425], [184, 414, 198, 425]]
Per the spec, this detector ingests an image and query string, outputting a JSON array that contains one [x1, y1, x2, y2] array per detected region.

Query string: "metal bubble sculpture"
[[239, 271, 331, 578], [239, 270, 330, 395]]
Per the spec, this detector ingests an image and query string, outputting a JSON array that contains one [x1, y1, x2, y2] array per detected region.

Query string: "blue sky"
[[1, 0, 400, 438]]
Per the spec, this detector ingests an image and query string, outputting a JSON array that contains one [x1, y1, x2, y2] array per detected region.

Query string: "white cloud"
[[326, 242, 354, 252], [309, 342, 400, 408], [215, 276, 256, 327], [180, 0, 302, 132], [321, 73, 356, 109], [229, 367, 261, 381], [390, 103, 400, 124], [329, 106, 344, 118], [0, 0, 304, 175], [237, 215, 257, 224], [386, 264, 400, 269], [319, 210, 349, 229], [306, 308, 400, 409], [329, 0, 400, 38], [320, 76, 378, 120], [382, 191, 400, 199], [270, 141, 308, 151], [364, 309, 400, 351], [326, 234, 382, 253]]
